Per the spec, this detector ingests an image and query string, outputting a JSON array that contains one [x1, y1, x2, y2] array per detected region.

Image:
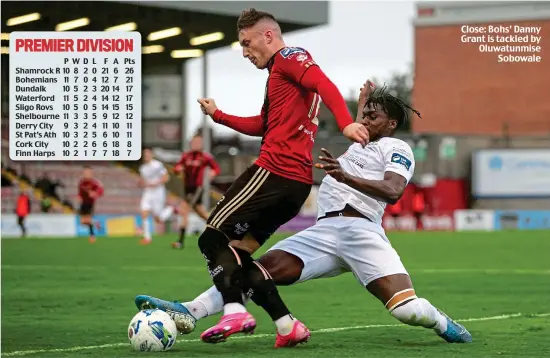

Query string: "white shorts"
[[268, 216, 408, 286], [140, 191, 166, 217]]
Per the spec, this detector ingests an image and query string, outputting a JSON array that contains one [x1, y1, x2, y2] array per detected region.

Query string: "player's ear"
[[389, 119, 398, 130], [264, 30, 273, 44]]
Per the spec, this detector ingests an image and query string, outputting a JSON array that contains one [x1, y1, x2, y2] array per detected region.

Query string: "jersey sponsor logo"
[[280, 47, 305, 59], [391, 152, 412, 170]]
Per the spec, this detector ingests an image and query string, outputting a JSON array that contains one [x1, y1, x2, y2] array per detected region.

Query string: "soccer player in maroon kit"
[[78, 166, 104, 243], [136, 8, 369, 347], [172, 134, 220, 249]]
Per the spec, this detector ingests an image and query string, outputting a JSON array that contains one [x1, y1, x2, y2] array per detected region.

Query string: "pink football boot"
[[200, 312, 256, 344], [274, 320, 311, 348]]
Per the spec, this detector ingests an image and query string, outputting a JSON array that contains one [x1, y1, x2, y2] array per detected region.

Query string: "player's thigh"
[[267, 222, 346, 284], [150, 196, 166, 218], [206, 165, 275, 240], [339, 218, 409, 288], [79, 204, 93, 221], [140, 194, 153, 212], [247, 176, 312, 245]]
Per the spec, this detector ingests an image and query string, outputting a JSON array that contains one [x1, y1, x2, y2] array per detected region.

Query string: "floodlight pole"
[[201, 50, 211, 209]]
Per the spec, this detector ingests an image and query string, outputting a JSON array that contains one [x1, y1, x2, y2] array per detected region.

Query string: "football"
[[128, 309, 178, 352]]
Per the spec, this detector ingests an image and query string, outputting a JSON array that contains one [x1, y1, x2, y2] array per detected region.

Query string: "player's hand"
[[315, 148, 348, 182], [89, 191, 97, 199], [174, 164, 183, 173], [359, 80, 375, 103], [343, 122, 369, 147], [197, 98, 218, 117]]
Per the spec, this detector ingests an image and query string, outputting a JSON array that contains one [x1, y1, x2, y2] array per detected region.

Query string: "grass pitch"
[[2, 231, 550, 357]]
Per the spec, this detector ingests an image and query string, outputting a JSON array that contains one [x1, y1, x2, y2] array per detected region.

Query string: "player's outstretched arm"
[[300, 67, 369, 145], [197, 98, 263, 137]]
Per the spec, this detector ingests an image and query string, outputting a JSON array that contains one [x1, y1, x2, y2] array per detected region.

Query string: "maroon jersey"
[[256, 47, 320, 184], [175, 151, 220, 188], [78, 178, 104, 204]]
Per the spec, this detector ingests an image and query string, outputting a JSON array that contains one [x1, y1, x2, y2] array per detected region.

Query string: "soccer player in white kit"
[[135, 83, 472, 345], [138, 147, 175, 244]]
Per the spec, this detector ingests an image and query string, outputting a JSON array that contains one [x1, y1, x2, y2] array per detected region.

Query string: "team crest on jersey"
[[280, 47, 305, 59], [391, 153, 412, 170], [296, 53, 308, 62]]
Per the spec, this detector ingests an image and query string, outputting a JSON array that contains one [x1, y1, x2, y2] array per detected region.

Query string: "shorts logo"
[[280, 47, 305, 59], [234, 222, 249, 235], [391, 153, 412, 170]]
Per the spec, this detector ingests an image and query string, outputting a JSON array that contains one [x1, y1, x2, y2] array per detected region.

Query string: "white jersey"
[[317, 137, 415, 224], [139, 159, 168, 195]]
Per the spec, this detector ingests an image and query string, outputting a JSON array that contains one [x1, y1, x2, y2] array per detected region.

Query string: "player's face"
[[83, 168, 92, 179], [361, 103, 397, 140], [239, 26, 270, 69], [190, 137, 203, 151], [142, 149, 153, 162]]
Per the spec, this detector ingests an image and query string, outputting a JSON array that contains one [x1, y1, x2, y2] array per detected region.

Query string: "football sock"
[[183, 286, 221, 319], [390, 298, 448, 334], [185, 286, 250, 320], [197, 228, 246, 305], [143, 219, 151, 240], [239, 250, 291, 322], [178, 227, 186, 244], [223, 302, 247, 315], [274, 314, 296, 335], [88, 223, 94, 236], [158, 206, 174, 222]]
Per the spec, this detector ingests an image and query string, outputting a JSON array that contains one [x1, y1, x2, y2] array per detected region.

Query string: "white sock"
[[158, 206, 174, 222], [183, 286, 223, 319], [143, 219, 151, 240], [391, 298, 448, 334], [184, 285, 251, 320], [275, 314, 296, 335], [181, 300, 208, 320], [223, 303, 247, 315]]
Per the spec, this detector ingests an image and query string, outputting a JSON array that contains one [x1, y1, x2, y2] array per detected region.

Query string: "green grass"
[[2, 231, 550, 357]]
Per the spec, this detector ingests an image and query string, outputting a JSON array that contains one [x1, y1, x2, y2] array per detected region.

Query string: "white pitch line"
[[3, 265, 550, 275], [3, 312, 549, 357]]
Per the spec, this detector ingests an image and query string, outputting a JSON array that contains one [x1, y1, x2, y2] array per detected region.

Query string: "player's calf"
[[198, 228, 248, 307], [239, 249, 308, 342]]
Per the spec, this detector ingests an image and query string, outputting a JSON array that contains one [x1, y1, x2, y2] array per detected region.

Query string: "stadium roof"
[[1, 1, 329, 68]]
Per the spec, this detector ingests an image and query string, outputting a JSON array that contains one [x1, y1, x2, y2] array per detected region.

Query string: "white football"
[[128, 309, 178, 352]]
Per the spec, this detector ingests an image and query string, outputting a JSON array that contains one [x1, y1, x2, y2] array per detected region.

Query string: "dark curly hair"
[[365, 85, 421, 129]]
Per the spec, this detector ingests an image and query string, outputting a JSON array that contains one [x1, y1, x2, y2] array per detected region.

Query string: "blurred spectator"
[[48, 174, 64, 200], [34, 172, 64, 199], [412, 188, 426, 230], [388, 199, 403, 219], [15, 189, 31, 238], [35, 172, 53, 194]]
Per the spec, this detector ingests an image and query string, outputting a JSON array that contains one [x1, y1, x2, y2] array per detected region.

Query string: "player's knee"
[[390, 297, 430, 326], [257, 250, 303, 286], [197, 227, 228, 257]]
